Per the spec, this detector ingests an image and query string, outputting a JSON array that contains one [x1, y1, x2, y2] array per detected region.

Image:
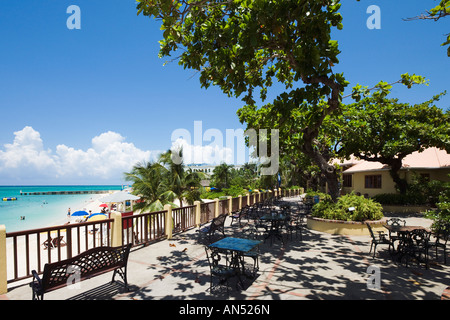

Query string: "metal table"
[[209, 237, 262, 283], [260, 213, 287, 245]]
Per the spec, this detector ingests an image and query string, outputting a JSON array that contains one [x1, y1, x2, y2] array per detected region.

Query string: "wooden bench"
[[30, 244, 132, 300], [197, 213, 227, 243]]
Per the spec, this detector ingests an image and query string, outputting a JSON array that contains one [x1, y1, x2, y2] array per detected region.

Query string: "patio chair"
[[366, 223, 392, 258], [387, 218, 406, 227], [231, 207, 248, 227], [241, 228, 261, 276], [42, 237, 54, 250], [429, 222, 449, 264], [284, 214, 303, 241], [51, 236, 66, 248], [386, 218, 406, 249], [197, 213, 227, 244], [204, 247, 237, 293], [401, 229, 432, 269]]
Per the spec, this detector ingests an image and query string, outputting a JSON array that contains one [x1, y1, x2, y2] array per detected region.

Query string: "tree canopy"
[[340, 90, 450, 193], [137, 1, 446, 201], [137, 0, 351, 200]]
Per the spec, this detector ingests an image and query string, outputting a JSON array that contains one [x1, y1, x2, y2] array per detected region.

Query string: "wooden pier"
[[20, 190, 113, 196]]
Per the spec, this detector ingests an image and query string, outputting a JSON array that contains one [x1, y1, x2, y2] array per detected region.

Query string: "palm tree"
[[211, 163, 233, 189], [159, 148, 206, 206], [124, 161, 177, 212]]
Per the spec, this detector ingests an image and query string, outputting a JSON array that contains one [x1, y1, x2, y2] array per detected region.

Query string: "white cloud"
[[0, 126, 56, 171], [0, 126, 255, 184], [0, 127, 155, 184]]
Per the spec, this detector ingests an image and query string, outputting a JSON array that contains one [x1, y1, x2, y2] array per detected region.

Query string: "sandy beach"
[[51, 193, 111, 227], [4, 190, 120, 284], [5, 191, 219, 284]]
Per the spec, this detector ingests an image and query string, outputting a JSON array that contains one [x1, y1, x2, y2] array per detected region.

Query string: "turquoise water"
[[0, 186, 122, 233]]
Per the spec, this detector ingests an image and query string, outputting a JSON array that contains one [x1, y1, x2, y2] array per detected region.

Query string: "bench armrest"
[[30, 270, 42, 288]]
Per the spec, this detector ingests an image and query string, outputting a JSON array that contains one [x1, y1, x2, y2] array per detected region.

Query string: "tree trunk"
[[324, 170, 340, 201], [388, 158, 408, 194], [302, 139, 340, 202]]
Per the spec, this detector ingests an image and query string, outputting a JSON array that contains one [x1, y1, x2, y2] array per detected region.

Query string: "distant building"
[[184, 163, 244, 174], [334, 147, 450, 197]]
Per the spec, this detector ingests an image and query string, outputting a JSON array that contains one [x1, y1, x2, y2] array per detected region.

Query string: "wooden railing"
[[172, 205, 196, 233], [3, 188, 302, 285], [121, 210, 166, 246], [5, 219, 113, 283]]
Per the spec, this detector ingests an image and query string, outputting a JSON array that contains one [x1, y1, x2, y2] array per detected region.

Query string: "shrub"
[[423, 178, 450, 231], [312, 193, 384, 221]]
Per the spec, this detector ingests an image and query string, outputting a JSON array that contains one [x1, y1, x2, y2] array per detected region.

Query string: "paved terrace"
[[2, 197, 449, 301]]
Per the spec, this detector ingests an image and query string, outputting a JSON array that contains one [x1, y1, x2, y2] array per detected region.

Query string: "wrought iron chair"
[[284, 213, 303, 241], [366, 223, 392, 258], [401, 229, 432, 269], [241, 228, 261, 277], [231, 206, 248, 227], [204, 247, 237, 293], [429, 222, 449, 264], [197, 213, 227, 244], [386, 218, 407, 250]]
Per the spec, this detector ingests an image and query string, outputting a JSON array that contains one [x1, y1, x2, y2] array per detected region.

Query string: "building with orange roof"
[[336, 147, 450, 197]]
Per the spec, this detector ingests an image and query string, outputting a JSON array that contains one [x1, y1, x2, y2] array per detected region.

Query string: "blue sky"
[[0, 0, 448, 185]]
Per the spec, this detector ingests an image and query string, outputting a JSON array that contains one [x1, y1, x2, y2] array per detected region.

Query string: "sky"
[[0, 0, 448, 185]]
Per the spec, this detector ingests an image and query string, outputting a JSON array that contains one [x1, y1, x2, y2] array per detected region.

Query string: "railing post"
[[194, 201, 201, 227], [238, 195, 242, 210], [111, 212, 123, 247], [227, 196, 232, 215], [66, 226, 72, 259], [0, 225, 7, 294], [164, 204, 173, 240], [214, 199, 219, 218], [246, 193, 250, 206]]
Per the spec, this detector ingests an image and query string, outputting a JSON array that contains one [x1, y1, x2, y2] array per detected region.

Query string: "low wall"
[[307, 217, 386, 236], [381, 205, 432, 214]]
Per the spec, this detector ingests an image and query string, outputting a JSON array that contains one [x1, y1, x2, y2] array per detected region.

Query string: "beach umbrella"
[[71, 210, 89, 217], [99, 203, 108, 208], [87, 213, 108, 221]]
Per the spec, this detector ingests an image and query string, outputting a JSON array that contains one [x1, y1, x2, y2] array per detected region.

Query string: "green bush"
[[312, 193, 384, 221], [200, 185, 248, 200], [372, 193, 422, 205], [373, 176, 448, 206], [423, 178, 450, 231]]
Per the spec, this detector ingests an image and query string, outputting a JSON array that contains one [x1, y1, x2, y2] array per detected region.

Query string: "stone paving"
[[2, 204, 449, 301]]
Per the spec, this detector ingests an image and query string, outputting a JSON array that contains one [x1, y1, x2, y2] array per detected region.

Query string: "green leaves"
[[340, 89, 449, 193], [137, 0, 346, 107], [400, 73, 428, 88]]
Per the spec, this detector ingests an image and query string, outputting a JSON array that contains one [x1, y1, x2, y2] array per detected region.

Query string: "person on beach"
[[67, 208, 71, 221]]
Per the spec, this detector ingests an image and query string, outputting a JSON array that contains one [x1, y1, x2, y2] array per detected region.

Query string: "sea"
[[0, 185, 123, 233]]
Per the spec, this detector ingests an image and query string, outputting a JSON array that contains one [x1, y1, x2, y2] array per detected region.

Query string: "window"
[[343, 174, 352, 188], [365, 175, 382, 188]]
